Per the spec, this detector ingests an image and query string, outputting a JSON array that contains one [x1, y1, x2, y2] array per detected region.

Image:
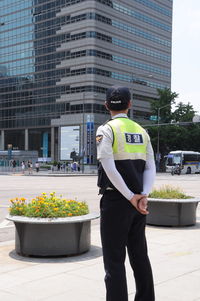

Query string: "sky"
[[171, 0, 200, 114]]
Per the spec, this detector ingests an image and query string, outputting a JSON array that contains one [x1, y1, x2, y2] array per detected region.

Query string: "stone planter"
[[7, 213, 99, 257], [146, 198, 200, 227]]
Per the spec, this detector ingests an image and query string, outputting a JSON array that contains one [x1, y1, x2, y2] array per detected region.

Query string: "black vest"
[[97, 159, 145, 195]]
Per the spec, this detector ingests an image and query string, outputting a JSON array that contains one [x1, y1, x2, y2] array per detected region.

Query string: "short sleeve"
[[96, 124, 114, 160]]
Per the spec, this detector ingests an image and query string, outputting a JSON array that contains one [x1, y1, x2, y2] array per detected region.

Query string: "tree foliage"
[[146, 88, 200, 170], [150, 88, 179, 123], [172, 102, 196, 122], [147, 124, 200, 155]]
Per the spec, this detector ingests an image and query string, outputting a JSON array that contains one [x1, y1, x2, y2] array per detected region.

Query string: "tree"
[[151, 88, 179, 123], [147, 89, 200, 171], [146, 123, 200, 171], [172, 102, 196, 122]]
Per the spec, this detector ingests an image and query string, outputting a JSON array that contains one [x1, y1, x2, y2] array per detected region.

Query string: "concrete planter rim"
[[148, 197, 200, 204], [6, 212, 100, 224], [147, 197, 199, 227]]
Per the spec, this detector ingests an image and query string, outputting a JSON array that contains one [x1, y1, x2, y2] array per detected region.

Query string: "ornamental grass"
[[149, 185, 192, 199], [9, 192, 89, 218]]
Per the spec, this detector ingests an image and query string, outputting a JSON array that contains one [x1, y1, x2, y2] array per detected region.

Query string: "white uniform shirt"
[[96, 113, 156, 200]]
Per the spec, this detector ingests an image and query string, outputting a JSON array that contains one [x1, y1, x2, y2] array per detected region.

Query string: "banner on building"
[[60, 126, 80, 160]]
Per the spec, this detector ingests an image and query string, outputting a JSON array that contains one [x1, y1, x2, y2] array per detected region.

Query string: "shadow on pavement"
[[147, 221, 200, 230], [9, 244, 102, 264]]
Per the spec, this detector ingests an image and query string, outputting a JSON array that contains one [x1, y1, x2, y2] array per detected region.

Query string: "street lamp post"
[[81, 92, 99, 172], [156, 103, 171, 171]]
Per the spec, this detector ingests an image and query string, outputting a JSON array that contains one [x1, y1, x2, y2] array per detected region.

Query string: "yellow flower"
[[54, 208, 59, 211], [68, 213, 73, 216]]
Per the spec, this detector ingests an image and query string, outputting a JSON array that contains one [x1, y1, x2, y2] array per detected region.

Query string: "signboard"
[[86, 115, 94, 164], [60, 126, 80, 160], [149, 115, 158, 121], [43, 132, 48, 158]]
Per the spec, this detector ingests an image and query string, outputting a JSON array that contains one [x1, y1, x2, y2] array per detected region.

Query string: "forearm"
[[142, 143, 156, 195], [141, 161, 156, 195]]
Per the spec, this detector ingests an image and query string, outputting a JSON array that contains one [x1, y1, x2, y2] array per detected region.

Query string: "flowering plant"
[[9, 192, 89, 218]]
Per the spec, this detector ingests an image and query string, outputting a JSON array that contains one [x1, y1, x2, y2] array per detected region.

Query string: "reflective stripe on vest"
[[107, 118, 148, 161]]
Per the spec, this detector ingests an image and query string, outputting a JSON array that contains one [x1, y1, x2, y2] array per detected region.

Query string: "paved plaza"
[[0, 173, 200, 300]]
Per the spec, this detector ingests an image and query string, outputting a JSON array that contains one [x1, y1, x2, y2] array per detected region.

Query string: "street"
[[0, 173, 199, 242]]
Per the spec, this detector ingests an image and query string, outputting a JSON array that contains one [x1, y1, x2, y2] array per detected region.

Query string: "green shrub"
[[9, 192, 89, 218], [40, 165, 51, 170], [149, 185, 192, 199]]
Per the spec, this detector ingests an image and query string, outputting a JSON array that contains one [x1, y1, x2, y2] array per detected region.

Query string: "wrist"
[[128, 192, 134, 201], [141, 192, 148, 196]]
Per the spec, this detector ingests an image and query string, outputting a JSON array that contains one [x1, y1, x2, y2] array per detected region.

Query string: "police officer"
[[96, 86, 156, 301]]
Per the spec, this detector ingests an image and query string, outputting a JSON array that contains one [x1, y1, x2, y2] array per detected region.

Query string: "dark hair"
[[106, 86, 131, 111]]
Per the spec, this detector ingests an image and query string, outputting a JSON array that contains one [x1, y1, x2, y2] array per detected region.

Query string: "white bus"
[[165, 150, 200, 174]]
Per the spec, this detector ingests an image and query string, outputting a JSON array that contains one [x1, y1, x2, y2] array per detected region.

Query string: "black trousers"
[[100, 190, 155, 301]]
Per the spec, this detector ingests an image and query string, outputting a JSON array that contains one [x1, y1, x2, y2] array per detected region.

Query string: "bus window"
[[173, 154, 181, 165], [183, 154, 198, 162], [166, 156, 173, 166]]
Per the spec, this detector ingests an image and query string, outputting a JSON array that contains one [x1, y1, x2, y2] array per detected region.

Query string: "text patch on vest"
[[125, 133, 143, 144]]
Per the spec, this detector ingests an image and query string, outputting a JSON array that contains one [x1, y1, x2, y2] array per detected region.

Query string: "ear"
[[128, 101, 132, 109], [104, 101, 109, 111]]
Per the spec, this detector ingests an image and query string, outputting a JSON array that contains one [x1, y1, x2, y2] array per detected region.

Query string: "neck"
[[110, 109, 128, 117]]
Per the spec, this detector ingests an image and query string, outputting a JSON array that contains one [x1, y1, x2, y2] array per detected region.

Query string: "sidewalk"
[[0, 205, 200, 301], [0, 170, 97, 177]]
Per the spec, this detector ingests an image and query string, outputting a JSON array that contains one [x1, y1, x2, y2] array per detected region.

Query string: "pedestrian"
[[73, 161, 77, 172], [27, 161, 33, 175], [21, 161, 25, 174], [96, 86, 156, 301], [35, 161, 40, 172], [12, 159, 16, 172], [62, 162, 66, 172]]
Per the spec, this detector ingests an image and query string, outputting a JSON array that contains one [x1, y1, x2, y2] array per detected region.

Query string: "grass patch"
[[149, 185, 193, 199]]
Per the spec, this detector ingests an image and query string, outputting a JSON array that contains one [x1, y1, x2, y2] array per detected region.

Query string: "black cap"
[[106, 86, 131, 110]]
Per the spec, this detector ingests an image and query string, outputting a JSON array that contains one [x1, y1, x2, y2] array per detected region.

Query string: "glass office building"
[[0, 0, 173, 163]]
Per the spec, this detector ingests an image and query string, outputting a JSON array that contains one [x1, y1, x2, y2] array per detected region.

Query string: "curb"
[[0, 173, 97, 177]]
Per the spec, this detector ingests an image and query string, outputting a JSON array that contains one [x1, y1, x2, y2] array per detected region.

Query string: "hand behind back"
[[129, 194, 149, 215]]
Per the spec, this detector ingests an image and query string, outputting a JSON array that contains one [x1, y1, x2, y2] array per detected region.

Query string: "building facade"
[[0, 0, 173, 164]]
